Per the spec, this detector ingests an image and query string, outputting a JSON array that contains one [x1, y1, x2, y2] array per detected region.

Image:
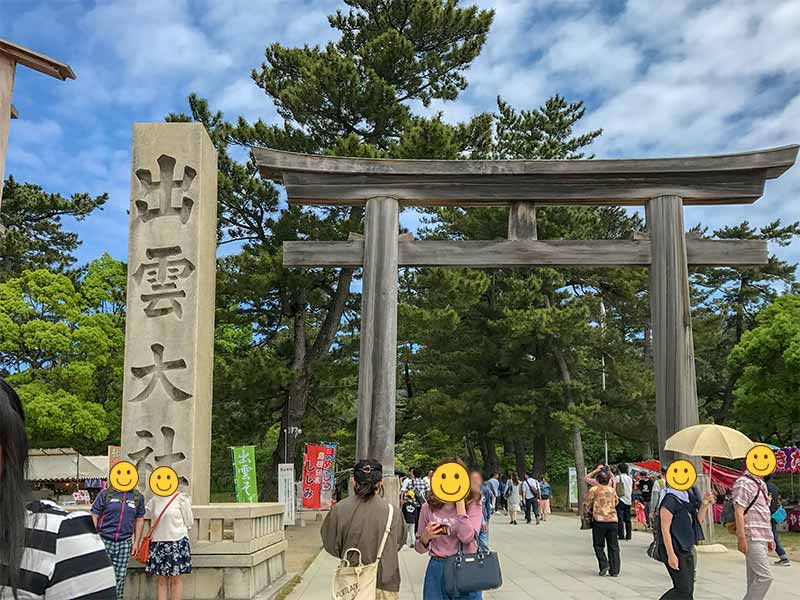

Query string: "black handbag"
[[443, 537, 502, 596]]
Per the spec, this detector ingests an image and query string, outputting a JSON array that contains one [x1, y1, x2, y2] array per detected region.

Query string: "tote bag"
[[331, 504, 394, 600]]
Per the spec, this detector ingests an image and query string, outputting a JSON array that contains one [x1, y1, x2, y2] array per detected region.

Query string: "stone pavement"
[[286, 513, 798, 599]]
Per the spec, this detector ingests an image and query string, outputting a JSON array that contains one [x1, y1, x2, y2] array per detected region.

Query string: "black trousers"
[[617, 502, 632, 540], [591, 521, 620, 575], [524, 498, 540, 523], [659, 550, 694, 599]]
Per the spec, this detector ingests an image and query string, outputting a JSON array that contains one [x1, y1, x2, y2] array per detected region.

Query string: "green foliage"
[[0, 259, 125, 451], [728, 294, 800, 443], [253, 0, 494, 148], [692, 220, 800, 423], [0, 176, 107, 281]]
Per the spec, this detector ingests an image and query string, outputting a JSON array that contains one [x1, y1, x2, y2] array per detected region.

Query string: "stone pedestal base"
[[123, 503, 287, 600]]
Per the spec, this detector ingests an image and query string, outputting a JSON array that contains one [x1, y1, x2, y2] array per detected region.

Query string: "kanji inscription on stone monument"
[[129, 343, 192, 403], [134, 153, 196, 224], [132, 246, 196, 318]]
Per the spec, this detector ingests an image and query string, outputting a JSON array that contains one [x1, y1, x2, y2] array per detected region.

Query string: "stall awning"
[[27, 448, 107, 481]]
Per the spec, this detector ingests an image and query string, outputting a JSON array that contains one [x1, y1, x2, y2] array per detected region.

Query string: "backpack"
[[615, 477, 625, 499], [722, 475, 764, 535]]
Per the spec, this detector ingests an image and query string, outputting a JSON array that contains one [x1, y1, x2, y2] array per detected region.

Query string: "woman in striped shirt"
[[0, 378, 117, 600]]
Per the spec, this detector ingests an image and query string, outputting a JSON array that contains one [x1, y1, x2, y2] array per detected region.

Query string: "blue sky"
[[3, 0, 800, 268]]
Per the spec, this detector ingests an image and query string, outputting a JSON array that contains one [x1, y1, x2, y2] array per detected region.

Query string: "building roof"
[[0, 39, 76, 81], [27, 448, 107, 481]]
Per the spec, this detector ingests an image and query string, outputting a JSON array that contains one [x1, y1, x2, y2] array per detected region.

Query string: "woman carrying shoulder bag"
[[415, 458, 485, 600], [144, 471, 194, 600], [658, 485, 713, 599], [322, 459, 405, 600]]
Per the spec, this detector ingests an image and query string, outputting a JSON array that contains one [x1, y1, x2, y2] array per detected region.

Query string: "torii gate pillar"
[[647, 195, 699, 463], [356, 196, 399, 477]]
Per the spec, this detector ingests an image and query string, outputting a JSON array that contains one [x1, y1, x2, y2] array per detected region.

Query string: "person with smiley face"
[[144, 466, 194, 600], [415, 458, 483, 599], [731, 445, 778, 600], [657, 459, 713, 599], [91, 460, 146, 599]]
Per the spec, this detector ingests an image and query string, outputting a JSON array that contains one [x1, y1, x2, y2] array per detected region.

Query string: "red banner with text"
[[302, 444, 337, 509]]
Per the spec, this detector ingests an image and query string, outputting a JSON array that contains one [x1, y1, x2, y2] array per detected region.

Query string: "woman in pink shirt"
[[415, 458, 483, 600]]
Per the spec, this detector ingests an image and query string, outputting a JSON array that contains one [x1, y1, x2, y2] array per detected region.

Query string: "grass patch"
[[273, 575, 302, 600]]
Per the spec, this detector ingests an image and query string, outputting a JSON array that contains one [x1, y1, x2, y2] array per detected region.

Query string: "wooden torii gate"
[[255, 145, 798, 476]]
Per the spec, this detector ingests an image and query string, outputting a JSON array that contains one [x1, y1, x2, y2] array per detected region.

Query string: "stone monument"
[[121, 123, 217, 504], [120, 123, 288, 599]]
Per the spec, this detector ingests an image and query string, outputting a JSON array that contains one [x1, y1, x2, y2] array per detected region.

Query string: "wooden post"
[[0, 56, 15, 209], [508, 201, 537, 240], [356, 196, 399, 476], [647, 195, 700, 463]]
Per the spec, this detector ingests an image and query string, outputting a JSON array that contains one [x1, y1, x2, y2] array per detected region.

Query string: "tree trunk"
[[267, 303, 309, 498], [485, 441, 499, 475], [514, 439, 528, 477], [465, 436, 478, 467], [403, 355, 413, 398], [643, 321, 652, 364], [266, 209, 360, 500], [553, 343, 588, 508], [717, 285, 747, 423], [532, 431, 547, 479]]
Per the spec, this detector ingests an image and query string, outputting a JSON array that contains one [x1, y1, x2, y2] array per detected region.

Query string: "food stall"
[[27, 448, 107, 505]]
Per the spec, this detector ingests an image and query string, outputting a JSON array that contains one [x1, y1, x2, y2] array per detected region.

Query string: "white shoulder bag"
[[332, 503, 394, 600]]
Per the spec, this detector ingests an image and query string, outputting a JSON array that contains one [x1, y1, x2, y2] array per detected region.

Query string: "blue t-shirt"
[[91, 489, 145, 542]]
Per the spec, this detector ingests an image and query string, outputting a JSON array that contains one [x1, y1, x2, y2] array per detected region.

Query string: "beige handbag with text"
[[331, 503, 394, 600]]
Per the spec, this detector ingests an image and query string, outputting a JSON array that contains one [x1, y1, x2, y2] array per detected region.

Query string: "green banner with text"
[[231, 445, 258, 503]]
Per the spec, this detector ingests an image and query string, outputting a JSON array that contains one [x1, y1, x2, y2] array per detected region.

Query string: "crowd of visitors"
[[1, 373, 794, 600]]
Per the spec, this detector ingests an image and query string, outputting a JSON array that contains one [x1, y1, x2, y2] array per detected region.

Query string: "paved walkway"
[[286, 514, 798, 599]]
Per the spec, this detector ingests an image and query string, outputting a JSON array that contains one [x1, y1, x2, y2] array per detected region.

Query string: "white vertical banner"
[[278, 463, 296, 525], [568, 467, 578, 504]]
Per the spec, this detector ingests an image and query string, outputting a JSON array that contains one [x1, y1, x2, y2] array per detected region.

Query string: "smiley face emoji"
[[149, 466, 180, 497], [745, 444, 777, 477], [431, 462, 470, 503], [109, 461, 139, 492], [665, 459, 697, 492]]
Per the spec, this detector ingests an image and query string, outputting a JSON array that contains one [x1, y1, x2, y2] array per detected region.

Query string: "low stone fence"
[[125, 502, 287, 599]]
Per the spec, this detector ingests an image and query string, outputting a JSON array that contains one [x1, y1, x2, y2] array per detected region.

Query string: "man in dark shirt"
[[764, 475, 791, 566], [638, 476, 654, 527]]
